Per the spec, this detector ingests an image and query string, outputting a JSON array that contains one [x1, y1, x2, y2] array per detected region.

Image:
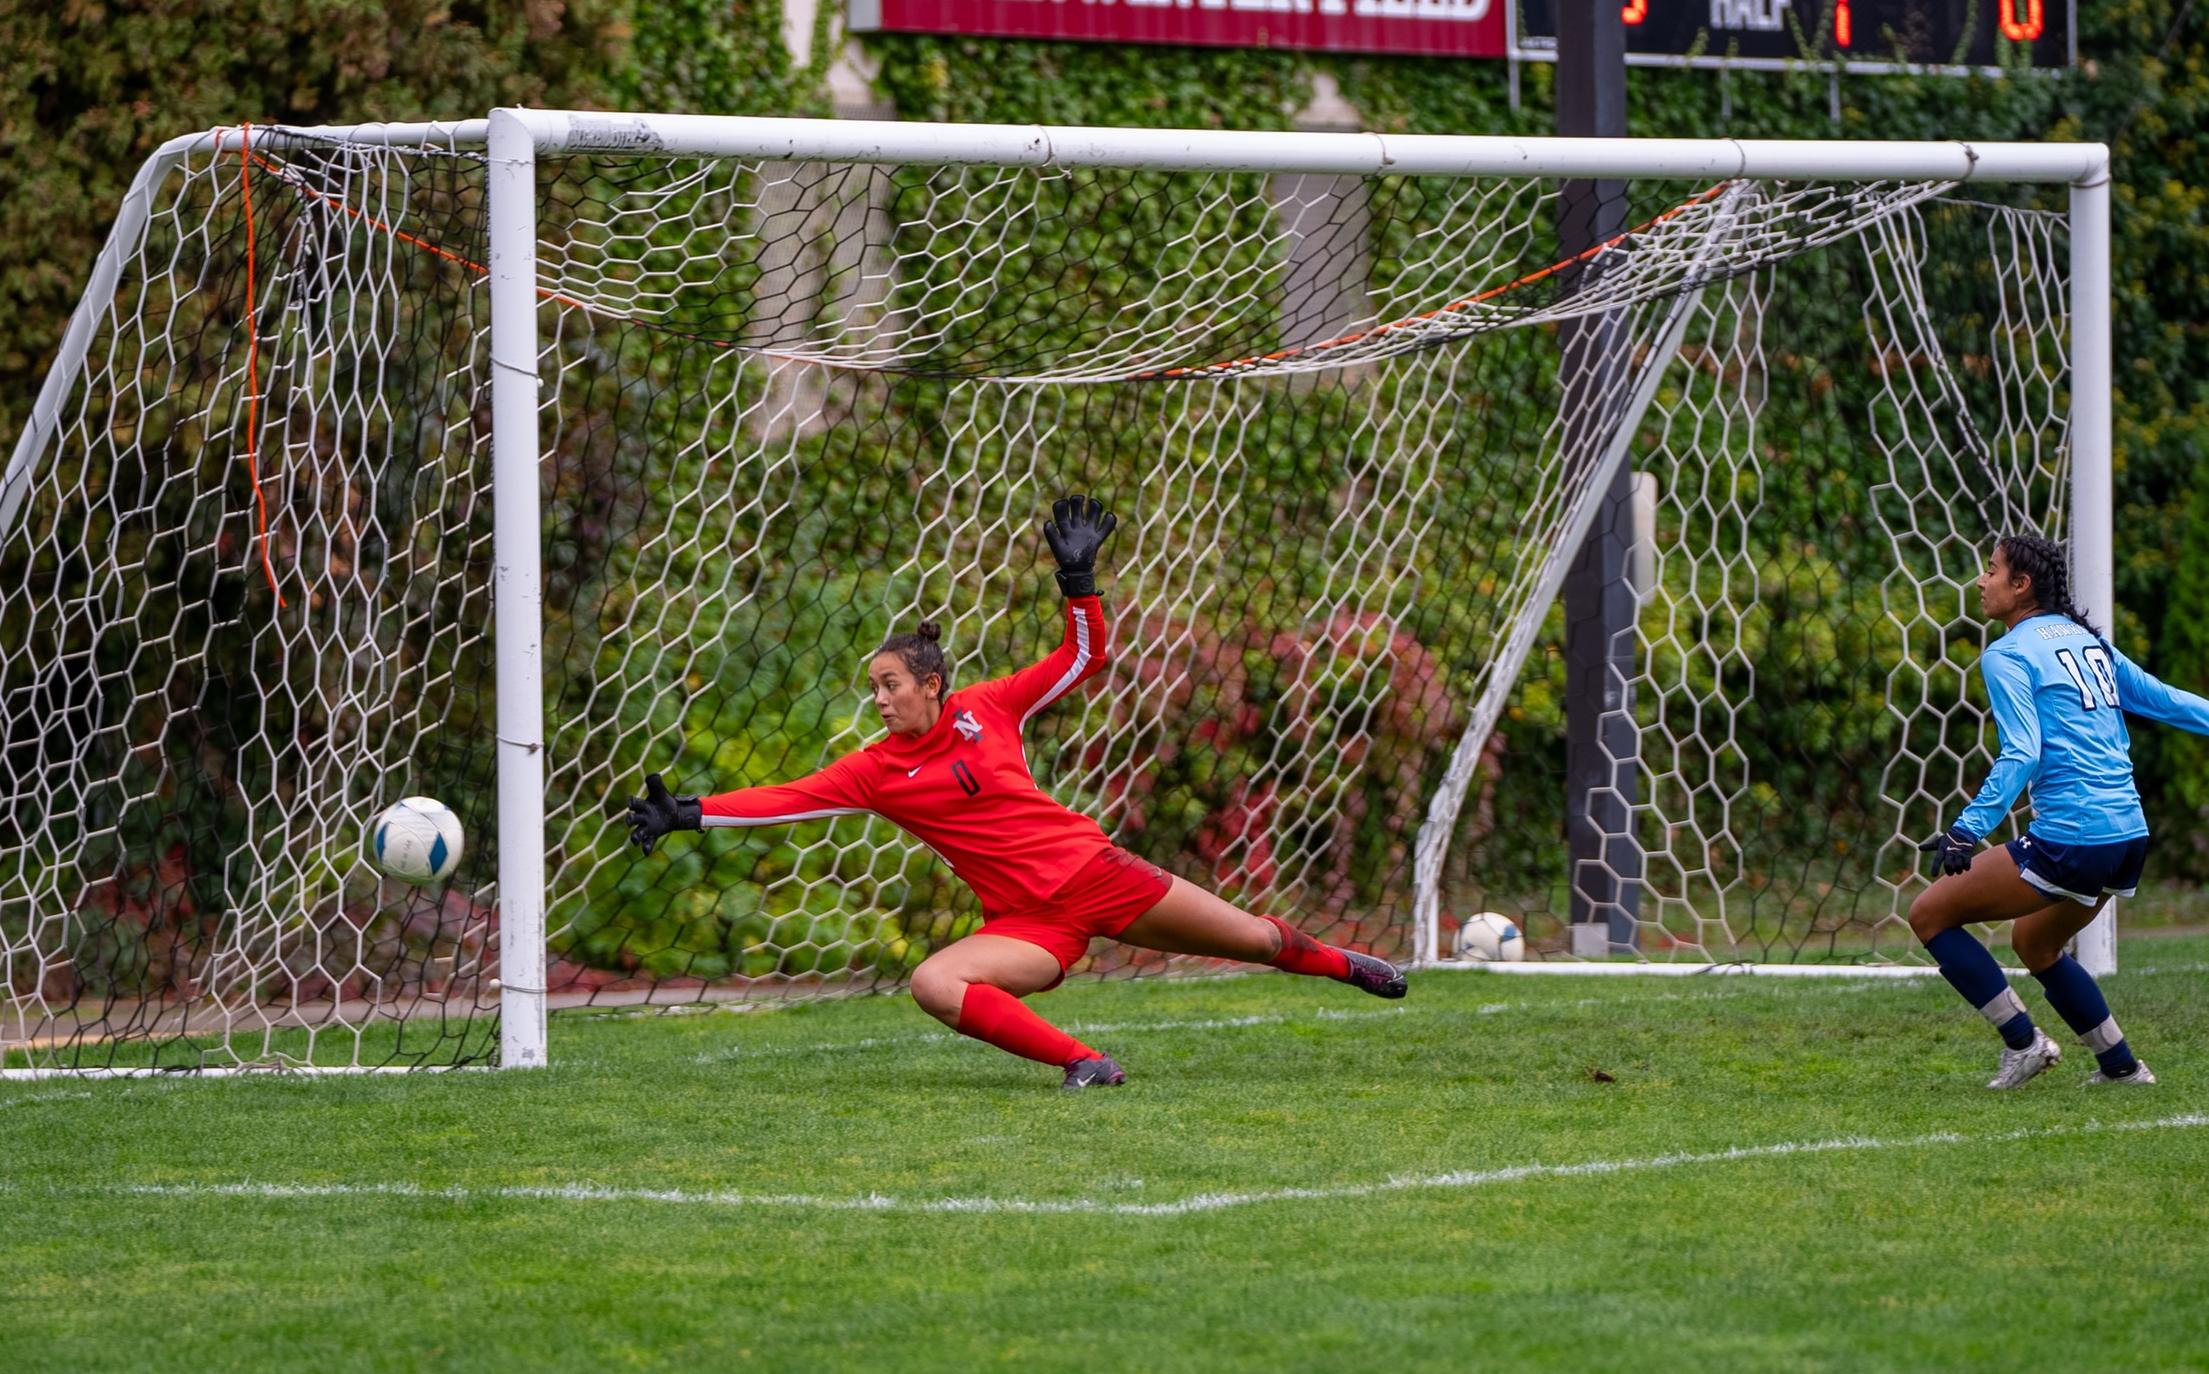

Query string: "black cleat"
[[1341, 950, 1407, 999], [1062, 1054, 1127, 1091]]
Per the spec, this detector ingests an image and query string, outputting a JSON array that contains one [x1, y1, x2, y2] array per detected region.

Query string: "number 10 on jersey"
[[2055, 646, 2119, 711]]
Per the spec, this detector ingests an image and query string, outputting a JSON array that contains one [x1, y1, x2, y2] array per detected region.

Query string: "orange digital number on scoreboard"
[[1999, 0, 2045, 42], [1516, 0, 2071, 70]]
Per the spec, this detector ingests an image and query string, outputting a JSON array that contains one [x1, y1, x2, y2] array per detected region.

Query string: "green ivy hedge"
[[6, 0, 2205, 927]]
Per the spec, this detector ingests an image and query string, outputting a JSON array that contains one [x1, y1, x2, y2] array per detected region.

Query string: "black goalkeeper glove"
[[1043, 493, 1116, 599], [625, 773, 702, 856], [1917, 826, 1978, 877]]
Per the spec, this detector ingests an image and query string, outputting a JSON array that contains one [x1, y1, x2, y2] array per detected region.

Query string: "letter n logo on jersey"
[[952, 708, 983, 743]]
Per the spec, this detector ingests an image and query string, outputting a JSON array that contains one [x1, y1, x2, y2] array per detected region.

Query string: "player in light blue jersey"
[[1910, 534, 2209, 1089]]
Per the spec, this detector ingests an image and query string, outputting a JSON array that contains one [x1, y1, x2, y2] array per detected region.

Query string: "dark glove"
[[1042, 493, 1116, 599], [625, 773, 702, 856], [1917, 826, 1977, 877]]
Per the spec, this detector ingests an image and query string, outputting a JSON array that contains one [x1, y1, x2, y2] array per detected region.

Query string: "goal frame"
[[5, 113, 2115, 1070]]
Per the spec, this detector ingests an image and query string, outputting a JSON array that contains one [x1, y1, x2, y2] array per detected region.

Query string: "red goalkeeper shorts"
[[977, 846, 1173, 978]]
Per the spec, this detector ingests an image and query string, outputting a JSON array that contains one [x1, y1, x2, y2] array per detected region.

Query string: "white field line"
[[0, 1090, 94, 1110], [21, 1113, 2202, 1219], [574, 1001, 801, 1023], [1, 979, 1954, 1080], [1478, 979, 1917, 1013], [1429, 961, 1959, 978]]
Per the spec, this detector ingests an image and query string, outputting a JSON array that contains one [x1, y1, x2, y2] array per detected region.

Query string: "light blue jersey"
[[1955, 613, 2209, 843]]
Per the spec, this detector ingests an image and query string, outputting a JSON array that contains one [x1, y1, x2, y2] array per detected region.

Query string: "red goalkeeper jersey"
[[698, 595, 1114, 917]]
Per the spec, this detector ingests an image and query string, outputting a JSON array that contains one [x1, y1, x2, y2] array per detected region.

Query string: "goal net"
[[0, 116, 2107, 1071]]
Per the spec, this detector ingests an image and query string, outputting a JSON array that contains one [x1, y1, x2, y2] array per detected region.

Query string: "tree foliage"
[[4, 0, 2204, 1002]]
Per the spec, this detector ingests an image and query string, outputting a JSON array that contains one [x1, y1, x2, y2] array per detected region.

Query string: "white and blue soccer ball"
[[367, 796, 465, 887], [1454, 911, 1526, 963]]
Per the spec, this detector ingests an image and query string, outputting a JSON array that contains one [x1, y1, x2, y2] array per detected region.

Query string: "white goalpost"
[[0, 113, 2113, 1073]]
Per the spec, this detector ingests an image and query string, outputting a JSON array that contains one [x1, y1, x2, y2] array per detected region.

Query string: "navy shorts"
[[2005, 832, 2150, 906]]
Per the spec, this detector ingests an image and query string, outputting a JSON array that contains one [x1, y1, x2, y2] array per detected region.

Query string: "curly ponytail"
[[1996, 533, 2105, 641], [875, 620, 949, 700]]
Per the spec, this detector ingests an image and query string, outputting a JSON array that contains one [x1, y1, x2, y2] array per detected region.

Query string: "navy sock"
[[2032, 954, 2139, 1077], [1924, 929, 2035, 1049]]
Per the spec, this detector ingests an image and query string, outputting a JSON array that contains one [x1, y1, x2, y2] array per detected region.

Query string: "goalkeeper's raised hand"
[[1043, 493, 1116, 599], [1917, 826, 1977, 877], [625, 773, 702, 856]]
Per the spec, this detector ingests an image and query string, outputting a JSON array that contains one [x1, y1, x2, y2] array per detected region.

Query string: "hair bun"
[[915, 620, 942, 642]]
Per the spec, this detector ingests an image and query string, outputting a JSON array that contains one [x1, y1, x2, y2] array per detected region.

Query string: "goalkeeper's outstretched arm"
[[622, 492, 1113, 853], [973, 494, 1118, 726], [625, 755, 876, 855]]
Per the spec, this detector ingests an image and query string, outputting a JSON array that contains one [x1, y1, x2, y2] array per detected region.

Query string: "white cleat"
[[1986, 1029, 2063, 1090], [2084, 1060, 2156, 1087]]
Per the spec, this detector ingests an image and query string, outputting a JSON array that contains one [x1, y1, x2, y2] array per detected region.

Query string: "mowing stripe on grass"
[[687, 1005, 1410, 1063], [683, 980, 1866, 1066], [27, 1113, 2203, 1218]]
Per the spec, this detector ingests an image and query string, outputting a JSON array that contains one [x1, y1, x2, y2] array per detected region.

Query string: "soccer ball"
[[367, 796, 465, 886], [1454, 912, 1525, 962]]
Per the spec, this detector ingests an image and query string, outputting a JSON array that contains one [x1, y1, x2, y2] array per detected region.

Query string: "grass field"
[[4, 936, 2207, 1373]]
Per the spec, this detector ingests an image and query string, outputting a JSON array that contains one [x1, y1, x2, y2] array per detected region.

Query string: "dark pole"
[[1557, 1, 1641, 955]]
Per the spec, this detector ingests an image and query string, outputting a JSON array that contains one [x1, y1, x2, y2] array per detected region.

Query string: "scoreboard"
[[1515, 0, 2073, 71], [846, 0, 2070, 69]]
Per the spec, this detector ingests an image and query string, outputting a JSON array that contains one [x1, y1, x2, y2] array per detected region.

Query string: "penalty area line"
[[24, 1113, 2204, 1219]]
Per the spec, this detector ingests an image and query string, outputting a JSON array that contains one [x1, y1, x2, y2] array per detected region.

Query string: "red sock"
[[954, 984, 1098, 1067], [1257, 914, 1352, 980]]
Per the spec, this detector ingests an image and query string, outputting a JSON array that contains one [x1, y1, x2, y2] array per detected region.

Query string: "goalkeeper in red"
[[623, 495, 1406, 1090]]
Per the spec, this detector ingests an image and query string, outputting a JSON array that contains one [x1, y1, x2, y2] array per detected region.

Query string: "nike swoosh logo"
[[907, 766, 922, 777]]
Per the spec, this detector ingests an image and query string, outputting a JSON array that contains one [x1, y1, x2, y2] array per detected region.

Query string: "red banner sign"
[[847, 0, 1507, 60]]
